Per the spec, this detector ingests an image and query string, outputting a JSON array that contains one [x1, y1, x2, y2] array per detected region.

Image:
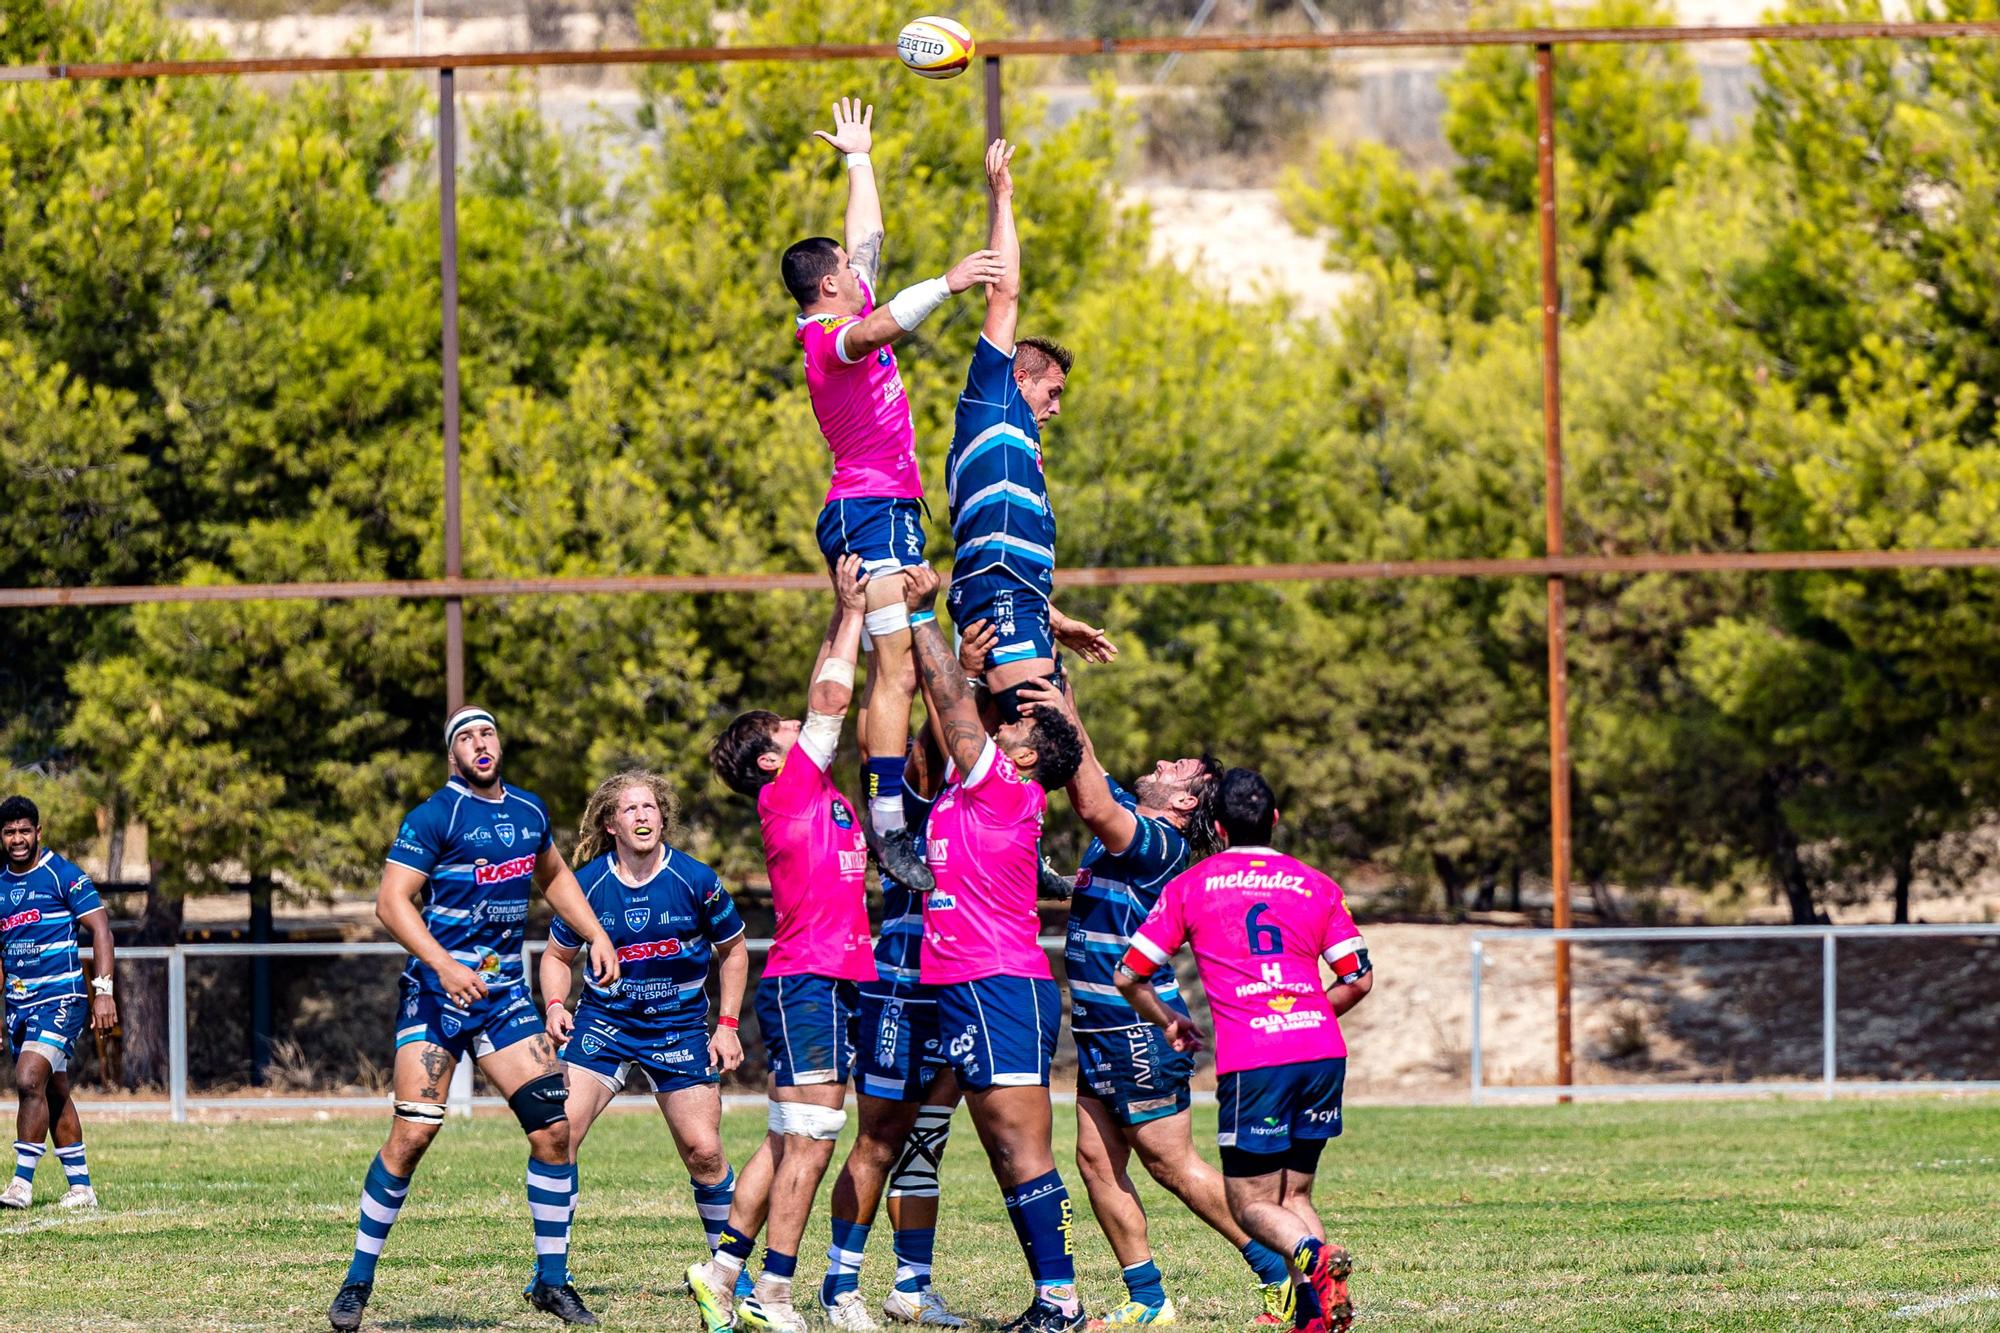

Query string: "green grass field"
[[1, 1096, 1996, 1330]]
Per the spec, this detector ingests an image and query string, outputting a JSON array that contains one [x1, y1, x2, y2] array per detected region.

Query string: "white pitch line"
[[1892, 1287, 2000, 1318], [0, 1205, 181, 1235]]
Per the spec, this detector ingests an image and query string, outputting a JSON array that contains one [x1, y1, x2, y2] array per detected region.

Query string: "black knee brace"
[[508, 1072, 568, 1134], [992, 665, 1066, 724]]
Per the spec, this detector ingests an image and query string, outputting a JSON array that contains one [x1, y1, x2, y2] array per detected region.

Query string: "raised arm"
[[903, 565, 988, 775], [813, 97, 885, 286], [981, 138, 1020, 353], [1018, 678, 1138, 854], [808, 555, 869, 719], [838, 248, 1004, 364]]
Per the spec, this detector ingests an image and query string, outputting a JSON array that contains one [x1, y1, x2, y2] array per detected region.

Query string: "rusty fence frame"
[[8, 22, 2000, 1090]]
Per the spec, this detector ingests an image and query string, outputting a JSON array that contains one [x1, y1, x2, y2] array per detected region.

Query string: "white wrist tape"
[[864, 604, 912, 639], [888, 276, 953, 332], [800, 710, 844, 769], [845, 151, 872, 170], [768, 1100, 848, 1140], [815, 657, 857, 688], [91, 975, 115, 997]]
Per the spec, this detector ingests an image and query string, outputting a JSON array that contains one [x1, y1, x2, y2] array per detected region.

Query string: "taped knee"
[[864, 604, 911, 641], [394, 1100, 447, 1128], [508, 1073, 569, 1135], [767, 1101, 847, 1141], [888, 1104, 952, 1199]]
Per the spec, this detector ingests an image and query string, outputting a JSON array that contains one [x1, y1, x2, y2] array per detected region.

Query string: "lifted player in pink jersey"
[[783, 97, 1004, 893], [694, 556, 881, 1333], [898, 564, 1091, 1333], [1115, 769, 1374, 1333]]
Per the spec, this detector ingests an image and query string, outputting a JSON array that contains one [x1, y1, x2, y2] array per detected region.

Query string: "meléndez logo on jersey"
[[474, 853, 536, 885]]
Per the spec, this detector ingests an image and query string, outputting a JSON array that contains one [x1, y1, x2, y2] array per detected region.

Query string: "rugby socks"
[[1293, 1279, 1323, 1330], [53, 1142, 89, 1189], [1241, 1239, 1290, 1286], [1001, 1169, 1079, 1317], [1291, 1238, 1325, 1331], [755, 1248, 798, 1305], [892, 1224, 936, 1294], [13, 1141, 44, 1187], [345, 1154, 411, 1285], [822, 1217, 871, 1302], [1122, 1259, 1166, 1308], [709, 1220, 758, 1285], [527, 1159, 577, 1287], [693, 1166, 736, 1252], [865, 757, 909, 834]]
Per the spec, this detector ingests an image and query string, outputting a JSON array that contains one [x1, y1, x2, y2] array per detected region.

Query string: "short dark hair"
[[0, 795, 39, 829], [1026, 710, 1085, 792], [1015, 336, 1073, 378], [781, 236, 842, 307], [710, 712, 782, 797], [1214, 768, 1277, 847]]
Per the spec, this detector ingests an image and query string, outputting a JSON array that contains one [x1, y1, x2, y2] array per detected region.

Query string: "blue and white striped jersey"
[[385, 777, 552, 994], [1065, 778, 1192, 1033], [867, 785, 938, 999], [1, 851, 102, 1011], [946, 336, 1056, 597], [553, 849, 744, 1035]]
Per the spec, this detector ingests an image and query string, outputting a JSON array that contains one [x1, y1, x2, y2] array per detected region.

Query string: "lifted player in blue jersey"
[[330, 707, 620, 1332], [1017, 684, 1299, 1329], [540, 768, 751, 1292], [944, 140, 1116, 723], [1, 795, 117, 1211], [817, 726, 968, 1331]]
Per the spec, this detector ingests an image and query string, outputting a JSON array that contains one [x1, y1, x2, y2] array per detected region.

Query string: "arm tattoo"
[[850, 228, 884, 288], [912, 621, 985, 769]]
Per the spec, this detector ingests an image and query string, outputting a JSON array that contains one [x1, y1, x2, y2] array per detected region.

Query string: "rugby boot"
[[822, 1289, 882, 1331], [685, 1259, 738, 1333], [737, 1292, 809, 1333], [327, 1279, 372, 1332], [1291, 1241, 1354, 1333], [57, 1184, 98, 1209], [883, 1287, 968, 1328], [525, 1277, 599, 1325], [1249, 1279, 1295, 1327], [869, 825, 936, 894], [1090, 1296, 1177, 1328], [1004, 1300, 1087, 1333], [0, 1178, 31, 1209]]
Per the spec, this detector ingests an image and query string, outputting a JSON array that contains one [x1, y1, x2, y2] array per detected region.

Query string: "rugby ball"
[[897, 16, 975, 80]]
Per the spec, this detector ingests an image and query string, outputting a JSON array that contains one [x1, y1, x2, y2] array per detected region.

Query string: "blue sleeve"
[[58, 857, 101, 918], [529, 794, 555, 855], [699, 870, 746, 944], [550, 858, 596, 949], [963, 335, 1018, 406], [387, 802, 443, 875], [1104, 776, 1138, 815], [549, 914, 583, 949], [1126, 817, 1183, 882]]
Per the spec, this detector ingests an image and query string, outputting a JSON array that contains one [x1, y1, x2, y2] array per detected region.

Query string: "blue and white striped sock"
[[13, 1141, 45, 1187], [54, 1142, 89, 1189], [693, 1166, 735, 1252], [345, 1154, 411, 1285], [528, 1159, 578, 1287], [822, 1217, 871, 1302], [893, 1225, 935, 1294]]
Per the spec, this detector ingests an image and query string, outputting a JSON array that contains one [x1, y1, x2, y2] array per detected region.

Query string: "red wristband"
[[716, 1015, 740, 1031], [546, 998, 567, 1013]]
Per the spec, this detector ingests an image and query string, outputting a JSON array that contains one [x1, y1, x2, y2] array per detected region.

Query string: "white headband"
[[444, 707, 498, 751]]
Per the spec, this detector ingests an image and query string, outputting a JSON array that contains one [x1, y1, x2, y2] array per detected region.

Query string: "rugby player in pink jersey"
[[898, 564, 1091, 1333], [693, 556, 881, 1333], [1115, 769, 1374, 1333], [783, 97, 1005, 893]]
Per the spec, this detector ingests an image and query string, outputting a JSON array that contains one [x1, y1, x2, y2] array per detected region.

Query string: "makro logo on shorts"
[[475, 853, 536, 885]]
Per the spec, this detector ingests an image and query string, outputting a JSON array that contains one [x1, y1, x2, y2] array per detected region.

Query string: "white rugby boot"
[[822, 1289, 882, 1331], [882, 1286, 968, 1328], [57, 1184, 98, 1209], [0, 1178, 31, 1209]]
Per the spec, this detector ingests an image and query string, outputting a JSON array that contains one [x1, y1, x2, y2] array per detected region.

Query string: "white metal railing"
[[15, 936, 1071, 1122], [1468, 924, 2000, 1104]]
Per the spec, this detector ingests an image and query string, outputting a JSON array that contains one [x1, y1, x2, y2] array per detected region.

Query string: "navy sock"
[[823, 1217, 870, 1302], [718, 1222, 758, 1263], [1294, 1276, 1323, 1329], [1242, 1239, 1290, 1287], [527, 1160, 577, 1287], [893, 1224, 935, 1294], [865, 757, 908, 833], [692, 1167, 735, 1252], [1001, 1170, 1077, 1311], [764, 1249, 798, 1281], [1123, 1259, 1166, 1306]]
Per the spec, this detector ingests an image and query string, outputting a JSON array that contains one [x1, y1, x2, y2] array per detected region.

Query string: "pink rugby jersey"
[[757, 742, 877, 982], [795, 275, 926, 504], [919, 739, 1051, 985], [1126, 847, 1365, 1076]]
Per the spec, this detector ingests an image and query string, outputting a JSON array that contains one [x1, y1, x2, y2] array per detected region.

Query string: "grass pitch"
[[0, 1096, 1995, 1330]]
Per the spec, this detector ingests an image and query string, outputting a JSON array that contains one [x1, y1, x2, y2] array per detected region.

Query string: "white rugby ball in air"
[[897, 16, 975, 80]]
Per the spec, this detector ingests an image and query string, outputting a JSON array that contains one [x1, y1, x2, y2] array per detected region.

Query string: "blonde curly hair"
[[574, 769, 682, 865]]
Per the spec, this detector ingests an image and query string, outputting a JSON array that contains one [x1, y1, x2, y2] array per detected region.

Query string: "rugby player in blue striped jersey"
[[329, 708, 620, 1331]]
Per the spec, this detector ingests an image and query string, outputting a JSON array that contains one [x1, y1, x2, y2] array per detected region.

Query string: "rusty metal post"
[[1534, 42, 1574, 1094], [439, 65, 465, 714], [984, 55, 1003, 235]]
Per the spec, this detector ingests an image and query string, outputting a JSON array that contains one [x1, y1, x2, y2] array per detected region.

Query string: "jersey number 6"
[[1245, 902, 1283, 956]]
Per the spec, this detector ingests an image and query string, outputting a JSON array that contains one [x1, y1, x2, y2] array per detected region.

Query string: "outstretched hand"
[[1052, 610, 1118, 664], [903, 562, 943, 614], [813, 96, 874, 155], [944, 249, 1006, 293], [959, 620, 998, 675], [986, 138, 1015, 196], [832, 553, 869, 615]]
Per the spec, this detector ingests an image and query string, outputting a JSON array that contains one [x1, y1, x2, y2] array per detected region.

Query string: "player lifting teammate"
[[1116, 770, 1374, 1333], [540, 770, 750, 1292], [901, 564, 1090, 1333], [329, 708, 620, 1331], [1, 795, 116, 1211], [785, 96, 1004, 891], [693, 556, 880, 1333], [1017, 686, 1299, 1327]]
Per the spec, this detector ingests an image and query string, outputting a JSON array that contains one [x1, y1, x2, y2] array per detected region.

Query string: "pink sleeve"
[[965, 746, 1043, 824], [857, 275, 877, 316], [1129, 872, 1189, 968], [800, 317, 862, 374]]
